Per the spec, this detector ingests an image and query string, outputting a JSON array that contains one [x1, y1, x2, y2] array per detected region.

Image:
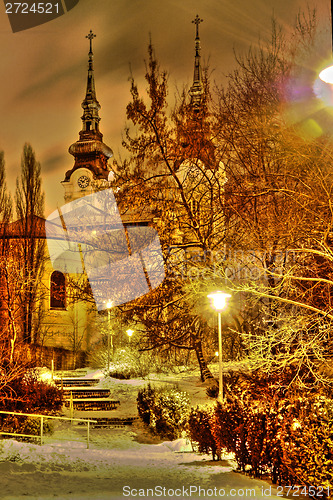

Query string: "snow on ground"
[[0, 366, 288, 499], [0, 429, 287, 500]]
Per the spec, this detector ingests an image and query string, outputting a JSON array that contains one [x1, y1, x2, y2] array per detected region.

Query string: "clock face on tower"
[[77, 175, 90, 189]]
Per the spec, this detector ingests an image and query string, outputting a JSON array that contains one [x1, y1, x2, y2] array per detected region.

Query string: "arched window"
[[50, 271, 66, 309]]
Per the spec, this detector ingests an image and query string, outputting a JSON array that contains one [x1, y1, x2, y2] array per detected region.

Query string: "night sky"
[[0, 0, 330, 214]]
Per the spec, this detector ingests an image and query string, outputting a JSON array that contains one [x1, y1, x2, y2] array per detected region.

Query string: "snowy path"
[[0, 368, 290, 499], [0, 426, 287, 500]]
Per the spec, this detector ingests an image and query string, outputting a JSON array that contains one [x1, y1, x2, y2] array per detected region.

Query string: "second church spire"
[[189, 15, 204, 110]]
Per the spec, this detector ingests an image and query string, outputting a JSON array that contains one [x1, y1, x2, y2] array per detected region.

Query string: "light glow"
[[319, 65, 333, 84], [126, 329, 134, 337], [106, 300, 113, 309], [207, 291, 231, 311]]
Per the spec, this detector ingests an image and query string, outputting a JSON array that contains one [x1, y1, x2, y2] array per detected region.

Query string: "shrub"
[[137, 384, 190, 440], [279, 397, 333, 491], [187, 405, 219, 460], [137, 383, 155, 425], [108, 369, 132, 380], [109, 348, 151, 379], [89, 341, 191, 377], [0, 369, 62, 439], [194, 390, 333, 494], [211, 395, 249, 468], [211, 394, 295, 478], [258, 403, 287, 484], [206, 384, 219, 398], [0, 414, 53, 439], [0, 370, 63, 414], [23, 416, 53, 436]]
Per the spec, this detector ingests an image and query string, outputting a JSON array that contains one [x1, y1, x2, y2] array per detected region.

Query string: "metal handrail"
[[0, 410, 97, 448]]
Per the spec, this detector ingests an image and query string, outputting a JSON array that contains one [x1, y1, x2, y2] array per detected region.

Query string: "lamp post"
[[106, 300, 113, 374], [208, 291, 231, 402], [126, 329, 134, 343]]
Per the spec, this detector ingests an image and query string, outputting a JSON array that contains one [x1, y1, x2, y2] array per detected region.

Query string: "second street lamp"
[[208, 291, 231, 402], [126, 329, 134, 343]]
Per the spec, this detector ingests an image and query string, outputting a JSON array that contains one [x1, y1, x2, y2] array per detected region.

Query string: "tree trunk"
[[192, 319, 215, 382]]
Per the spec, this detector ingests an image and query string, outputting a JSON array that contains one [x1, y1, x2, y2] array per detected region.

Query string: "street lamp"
[[106, 300, 113, 374], [207, 291, 231, 402], [126, 329, 134, 343]]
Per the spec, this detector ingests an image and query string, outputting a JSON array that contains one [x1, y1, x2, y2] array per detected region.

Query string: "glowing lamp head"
[[106, 300, 113, 309], [207, 291, 231, 311], [126, 329, 134, 337], [319, 65, 333, 84]]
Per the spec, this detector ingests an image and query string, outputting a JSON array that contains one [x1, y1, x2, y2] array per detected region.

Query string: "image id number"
[[5, 3, 60, 14], [277, 485, 330, 497]]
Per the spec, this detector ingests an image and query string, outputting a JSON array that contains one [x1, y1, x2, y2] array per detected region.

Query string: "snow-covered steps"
[[62, 388, 111, 399], [92, 417, 138, 428], [55, 378, 100, 388], [64, 398, 121, 411], [54, 370, 88, 378]]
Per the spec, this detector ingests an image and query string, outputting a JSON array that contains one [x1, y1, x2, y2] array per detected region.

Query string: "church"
[[3, 18, 213, 371]]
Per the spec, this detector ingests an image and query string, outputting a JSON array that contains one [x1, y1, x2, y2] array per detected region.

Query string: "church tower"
[[62, 30, 113, 203]]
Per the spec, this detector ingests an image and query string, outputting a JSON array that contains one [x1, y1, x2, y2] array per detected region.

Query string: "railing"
[[0, 410, 97, 449]]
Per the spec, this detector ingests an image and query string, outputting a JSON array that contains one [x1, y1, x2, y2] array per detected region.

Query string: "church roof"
[[0, 205, 152, 243], [4, 215, 46, 239]]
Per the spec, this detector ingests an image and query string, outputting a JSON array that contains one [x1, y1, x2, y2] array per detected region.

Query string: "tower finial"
[[189, 15, 204, 110], [86, 29, 96, 54], [192, 15, 203, 40]]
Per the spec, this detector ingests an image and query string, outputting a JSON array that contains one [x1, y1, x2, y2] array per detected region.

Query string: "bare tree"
[[0, 152, 30, 384], [113, 43, 227, 381], [214, 15, 333, 308], [15, 143, 46, 344]]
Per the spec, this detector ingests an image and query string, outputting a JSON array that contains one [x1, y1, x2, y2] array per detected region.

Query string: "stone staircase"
[[55, 377, 121, 412]]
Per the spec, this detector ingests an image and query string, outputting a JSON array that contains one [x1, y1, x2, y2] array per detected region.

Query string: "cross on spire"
[[192, 15, 203, 39], [86, 30, 96, 53]]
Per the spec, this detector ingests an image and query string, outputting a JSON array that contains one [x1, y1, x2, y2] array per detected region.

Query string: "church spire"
[[189, 15, 204, 110], [80, 30, 102, 140], [65, 30, 113, 192]]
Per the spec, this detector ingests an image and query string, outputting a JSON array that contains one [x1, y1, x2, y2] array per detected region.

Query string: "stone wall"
[[27, 344, 86, 370]]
